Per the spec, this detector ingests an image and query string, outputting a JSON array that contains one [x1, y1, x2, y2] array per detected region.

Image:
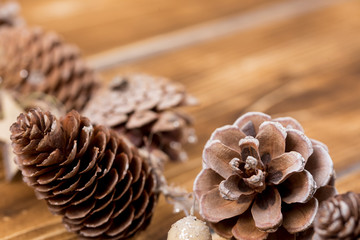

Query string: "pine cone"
[[82, 74, 197, 162], [0, 2, 24, 28], [193, 112, 336, 239], [0, 26, 99, 112], [314, 192, 360, 240], [10, 109, 159, 239]]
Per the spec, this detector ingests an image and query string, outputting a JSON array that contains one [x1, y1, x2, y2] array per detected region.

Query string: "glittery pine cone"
[[193, 112, 336, 240], [82, 74, 197, 162], [314, 192, 360, 240], [10, 109, 159, 239], [0, 27, 99, 112]]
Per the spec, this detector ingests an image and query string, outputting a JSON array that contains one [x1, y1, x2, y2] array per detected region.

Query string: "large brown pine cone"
[[0, 26, 99, 112], [82, 74, 197, 162], [10, 109, 159, 239], [314, 192, 360, 240], [193, 112, 336, 240], [0, 2, 23, 28]]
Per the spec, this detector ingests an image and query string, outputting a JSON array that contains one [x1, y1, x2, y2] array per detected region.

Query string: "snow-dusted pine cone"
[[314, 192, 360, 240], [194, 112, 336, 239], [0, 27, 99, 111], [82, 74, 197, 162], [10, 109, 159, 239]]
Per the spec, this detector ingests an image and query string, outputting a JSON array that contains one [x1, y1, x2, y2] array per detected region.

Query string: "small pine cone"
[[0, 2, 24, 28], [193, 112, 336, 240], [82, 74, 197, 162], [0, 26, 99, 112], [10, 109, 159, 239], [314, 192, 360, 240]]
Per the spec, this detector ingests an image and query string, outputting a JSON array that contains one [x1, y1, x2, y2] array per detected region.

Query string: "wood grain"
[[336, 170, 360, 193], [86, 0, 343, 70], [1, 0, 360, 239], [17, 0, 283, 56]]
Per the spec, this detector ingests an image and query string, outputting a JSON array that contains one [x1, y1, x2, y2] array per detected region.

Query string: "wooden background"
[[1, 0, 360, 239]]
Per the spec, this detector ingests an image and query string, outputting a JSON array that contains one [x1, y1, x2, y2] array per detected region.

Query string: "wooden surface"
[[1, 0, 360, 239]]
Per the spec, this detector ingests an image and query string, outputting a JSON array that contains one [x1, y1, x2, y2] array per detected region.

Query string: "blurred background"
[[1, 0, 360, 239]]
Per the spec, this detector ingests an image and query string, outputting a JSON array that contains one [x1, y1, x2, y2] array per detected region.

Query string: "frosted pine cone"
[[10, 109, 159, 239], [314, 192, 360, 240], [0, 2, 24, 28], [82, 74, 197, 162], [0, 27, 99, 111], [193, 112, 336, 239]]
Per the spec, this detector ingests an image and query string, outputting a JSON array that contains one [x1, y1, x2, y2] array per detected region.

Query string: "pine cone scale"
[[80, 222, 111, 238], [306, 145, 334, 188], [132, 172, 146, 200], [114, 174, 132, 201], [266, 151, 305, 185], [133, 192, 149, 219], [282, 198, 318, 234], [284, 129, 313, 160], [94, 169, 118, 199], [251, 187, 282, 231], [36, 166, 64, 184], [112, 191, 132, 218], [84, 203, 115, 228], [58, 157, 81, 180], [279, 170, 317, 204], [106, 206, 134, 236], [65, 198, 96, 219]]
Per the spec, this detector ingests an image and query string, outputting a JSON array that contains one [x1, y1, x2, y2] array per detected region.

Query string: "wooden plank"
[[0, 180, 64, 239], [103, 0, 360, 172], [336, 169, 360, 193], [1, 0, 360, 240], [87, 0, 344, 70], [17, 0, 283, 56]]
